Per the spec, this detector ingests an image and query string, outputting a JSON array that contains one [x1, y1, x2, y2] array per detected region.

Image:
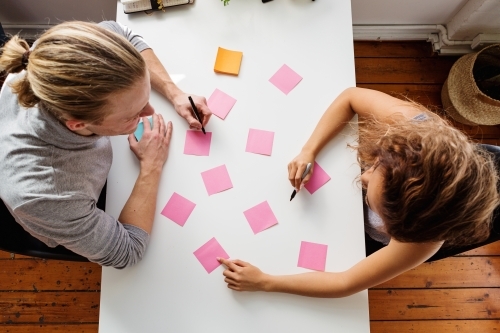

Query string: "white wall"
[[351, 0, 469, 24]]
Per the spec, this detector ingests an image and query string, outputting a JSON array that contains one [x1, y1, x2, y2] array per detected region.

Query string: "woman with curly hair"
[[219, 87, 499, 297]]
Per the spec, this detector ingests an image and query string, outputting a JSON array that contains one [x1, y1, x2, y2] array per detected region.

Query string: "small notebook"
[[122, 0, 193, 14]]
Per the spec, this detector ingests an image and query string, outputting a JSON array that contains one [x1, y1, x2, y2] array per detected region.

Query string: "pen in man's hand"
[[290, 162, 312, 201], [188, 96, 206, 134]]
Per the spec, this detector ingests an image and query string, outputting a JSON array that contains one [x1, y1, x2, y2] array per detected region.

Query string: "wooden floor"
[[1, 41, 499, 332]]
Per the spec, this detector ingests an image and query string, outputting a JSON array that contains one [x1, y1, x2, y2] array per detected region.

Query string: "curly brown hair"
[[354, 111, 499, 247]]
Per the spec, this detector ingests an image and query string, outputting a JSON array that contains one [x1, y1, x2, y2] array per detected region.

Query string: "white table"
[[100, 1, 368, 332]]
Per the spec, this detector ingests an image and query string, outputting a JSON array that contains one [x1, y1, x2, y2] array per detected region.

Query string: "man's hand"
[[128, 113, 173, 172], [172, 93, 212, 130], [140, 49, 212, 131]]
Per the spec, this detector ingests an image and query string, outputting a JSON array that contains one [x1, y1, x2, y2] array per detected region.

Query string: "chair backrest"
[[480, 144, 500, 164], [0, 199, 88, 261], [0, 183, 106, 261]]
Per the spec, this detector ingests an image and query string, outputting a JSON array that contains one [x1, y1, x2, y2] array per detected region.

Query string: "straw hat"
[[441, 44, 500, 125]]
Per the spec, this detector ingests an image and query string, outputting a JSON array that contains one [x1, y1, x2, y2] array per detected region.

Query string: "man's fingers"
[[128, 133, 137, 144], [197, 103, 212, 127], [186, 113, 202, 129], [158, 114, 165, 137], [164, 121, 173, 143], [143, 116, 152, 131]]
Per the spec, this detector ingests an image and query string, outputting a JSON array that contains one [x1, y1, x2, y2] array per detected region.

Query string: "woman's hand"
[[218, 258, 270, 292], [172, 93, 212, 131], [288, 150, 316, 191]]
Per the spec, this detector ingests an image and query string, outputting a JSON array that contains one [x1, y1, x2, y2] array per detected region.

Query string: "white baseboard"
[[352, 25, 493, 55]]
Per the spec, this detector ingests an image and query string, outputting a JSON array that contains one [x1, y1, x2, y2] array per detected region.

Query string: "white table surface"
[[100, 1, 368, 332]]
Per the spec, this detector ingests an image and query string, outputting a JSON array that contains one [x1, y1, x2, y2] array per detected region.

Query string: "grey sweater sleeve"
[[98, 21, 151, 53], [13, 195, 149, 268]]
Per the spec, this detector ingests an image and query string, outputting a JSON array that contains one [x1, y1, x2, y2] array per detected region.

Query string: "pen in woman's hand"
[[290, 162, 312, 201]]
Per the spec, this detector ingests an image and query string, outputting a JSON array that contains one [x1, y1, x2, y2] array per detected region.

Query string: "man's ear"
[[65, 119, 88, 131]]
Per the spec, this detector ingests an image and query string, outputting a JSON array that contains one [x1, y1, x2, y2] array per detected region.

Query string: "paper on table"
[[193, 237, 230, 274], [245, 128, 275, 156], [134, 117, 153, 141], [201, 165, 233, 196], [214, 47, 243, 76], [304, 161, 331, 194], [207, 89, 237, 120], [243, 201, 279, 234], [184, 130, 212, 156], [160, 192, 196, 227], [297, 241, 328, 271], [269, 64, 303, 95]]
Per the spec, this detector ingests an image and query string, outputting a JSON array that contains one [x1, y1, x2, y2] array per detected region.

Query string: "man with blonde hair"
[[0, 21, 211, 268]]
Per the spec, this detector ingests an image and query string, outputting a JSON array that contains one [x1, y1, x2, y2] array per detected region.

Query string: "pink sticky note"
[[298, 241, 328, 271], [269, 64, 303, 95], [304, 162, 331, 194], [243, 201, 279, 234], [161, 192, 196, 227], [207, 89, 237, 120], [184, 130, 212, 156], [193, 237, 229, 273], [201, 165, 233, 196], [245, 129, 275, 156]]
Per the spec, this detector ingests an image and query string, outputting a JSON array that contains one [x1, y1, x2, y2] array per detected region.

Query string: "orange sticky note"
[[214, 47, 243, 76]]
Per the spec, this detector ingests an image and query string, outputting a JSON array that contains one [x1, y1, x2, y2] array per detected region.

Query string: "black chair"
[[0, 22, 8, 47], [0, 184, 107, 261]]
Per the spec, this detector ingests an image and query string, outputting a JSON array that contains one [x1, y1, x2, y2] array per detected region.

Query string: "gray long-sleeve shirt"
[[0, 21, 152, 268]]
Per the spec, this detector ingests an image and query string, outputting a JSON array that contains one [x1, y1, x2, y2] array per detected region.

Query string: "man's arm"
[[140, 49, 211, 130], [118, 113, 172, 234], [98, 20, 212, 130]]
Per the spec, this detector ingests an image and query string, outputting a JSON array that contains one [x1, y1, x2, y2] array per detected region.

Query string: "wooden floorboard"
[[0, 292, 99, 324], [0, 324, 99, 333], [371, 320, 500, 333], [459, 241, 500, 256], [0, 259, 101, 291], [369, 288, 500, 320], [373, 256, 500, 289], [353, 41, 436, 58], [2, 41, 500, 332], [355, 58, 458, 84]]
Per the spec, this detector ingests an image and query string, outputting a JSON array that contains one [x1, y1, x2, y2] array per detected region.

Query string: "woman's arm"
[[289, 87, 423, 190], [219, 240, 442, 298]]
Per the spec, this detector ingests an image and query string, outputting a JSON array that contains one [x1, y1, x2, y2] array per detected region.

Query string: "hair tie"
[[21, 50, 31, 69]]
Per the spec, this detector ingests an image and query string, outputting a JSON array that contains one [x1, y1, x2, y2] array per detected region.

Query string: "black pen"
[[290, 162, 312, 201], [188, 96, 206, 134]]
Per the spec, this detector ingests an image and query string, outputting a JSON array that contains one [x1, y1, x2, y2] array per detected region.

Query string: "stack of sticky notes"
[[214, 47, 243, 76]]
